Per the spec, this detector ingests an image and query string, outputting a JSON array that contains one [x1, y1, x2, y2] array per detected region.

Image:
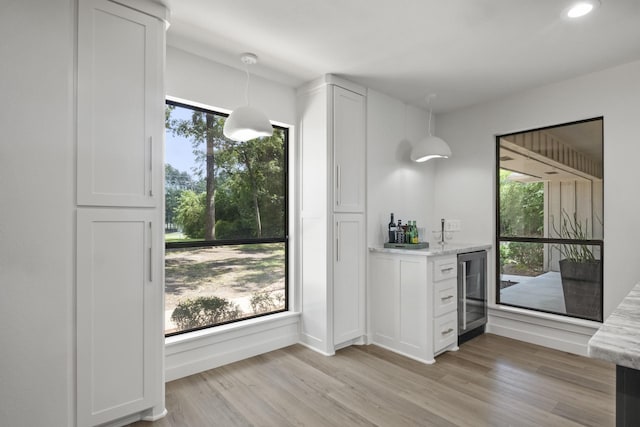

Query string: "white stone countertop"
[[369, 242, 492, 257], [588, 282, 640, 369]]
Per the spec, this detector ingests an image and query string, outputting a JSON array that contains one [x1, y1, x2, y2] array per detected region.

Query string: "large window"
[[496, 118, 603, 322], [164, 100, 288, 336]]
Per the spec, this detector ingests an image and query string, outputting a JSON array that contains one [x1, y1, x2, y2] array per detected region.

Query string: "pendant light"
[[223, 53, 273, 142], [410, 94, 452, 163], [565, 0, 600, 18]]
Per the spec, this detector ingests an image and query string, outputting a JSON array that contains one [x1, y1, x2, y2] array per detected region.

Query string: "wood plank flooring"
[[130, 334, 615, 427]]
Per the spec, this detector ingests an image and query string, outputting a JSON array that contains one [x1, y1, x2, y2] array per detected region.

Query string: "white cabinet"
[[77, 0, 163, 207], [75, 0, 166, 425], [370, 255, 429, 357], [432, 256, 458, 353], [369, 251, 458, 364], [333, 86, 366, 212], [298, 75, 366, 354], [77, 209, 160, 426], [333, 214, 366, 345]]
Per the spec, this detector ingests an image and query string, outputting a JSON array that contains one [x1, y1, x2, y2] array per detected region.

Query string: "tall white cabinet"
[[298, 76, 366, 354], [76, 0, 167, 425]]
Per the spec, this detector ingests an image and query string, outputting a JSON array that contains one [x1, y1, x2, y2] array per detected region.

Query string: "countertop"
[[369, 242, 492, 257], [588, 282, 640, 370]]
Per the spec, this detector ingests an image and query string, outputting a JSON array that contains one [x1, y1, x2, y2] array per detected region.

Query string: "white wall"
[[435, 59, 640, 321], [166, 46, 296, 126], [0, 0, 75, 426], [366, 90, 437, 247]]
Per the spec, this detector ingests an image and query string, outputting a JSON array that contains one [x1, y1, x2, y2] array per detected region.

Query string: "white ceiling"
[[165, 0, 640, 112]]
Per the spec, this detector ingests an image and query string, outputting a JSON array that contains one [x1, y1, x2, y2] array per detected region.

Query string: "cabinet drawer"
[[433, 256, 457, 282], [434, 280, 457, 317], [433, 311, 457, 353]]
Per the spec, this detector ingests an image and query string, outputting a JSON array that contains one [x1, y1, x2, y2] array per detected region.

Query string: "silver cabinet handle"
[[336, 164, 341, 206], [148, 221, 153, 282], [462, 261, 467, 330], [149, 137, 153, 197], [441, 295, 454, 301], [442, 328, 454, 335], [336, 221, 340, 262]]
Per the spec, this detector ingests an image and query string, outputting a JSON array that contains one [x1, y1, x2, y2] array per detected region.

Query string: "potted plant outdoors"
[[552, 210, 602, 321]]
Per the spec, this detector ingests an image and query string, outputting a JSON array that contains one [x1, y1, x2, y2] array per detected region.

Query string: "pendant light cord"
[[427, 94, 435, 136], [244, 65, 251, 106]]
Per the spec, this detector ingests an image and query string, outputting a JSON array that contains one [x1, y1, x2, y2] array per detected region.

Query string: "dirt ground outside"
[[164, 243, 285, 333]]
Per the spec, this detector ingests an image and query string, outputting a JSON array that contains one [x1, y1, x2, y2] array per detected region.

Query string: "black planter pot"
[[559, 259, 602, 321]]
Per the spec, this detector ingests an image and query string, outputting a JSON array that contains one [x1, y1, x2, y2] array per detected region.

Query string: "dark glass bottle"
[[388, 213, 396, 243]]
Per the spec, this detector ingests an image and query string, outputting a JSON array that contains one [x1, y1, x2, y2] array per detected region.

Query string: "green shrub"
[[171, 296, 241, 330], [250, 289, 284, 314], [175, 190, 206, 239], [501, 241, 543, 275]]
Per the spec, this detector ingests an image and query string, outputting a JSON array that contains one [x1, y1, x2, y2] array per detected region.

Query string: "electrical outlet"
[[445, 219, 461, 231]]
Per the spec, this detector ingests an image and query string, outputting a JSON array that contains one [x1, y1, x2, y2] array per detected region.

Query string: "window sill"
[[165, 311, 300, 347], [489, 303, 602, 329], [164, 311, 301, 381], [487, 303, 601, 356]]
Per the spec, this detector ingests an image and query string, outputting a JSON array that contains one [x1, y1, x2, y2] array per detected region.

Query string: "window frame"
[[164, 99, 289, 337], [494, 117, 604, 322]]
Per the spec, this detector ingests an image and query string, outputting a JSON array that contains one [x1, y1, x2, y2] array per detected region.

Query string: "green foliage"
[[500, 242, 544, 275], [165, 164, 203, 231], [499, 170, 544, 237], [175, 190, 206, 239], [165, 104, 286, 242], [250, 289, 284, 315], [552, 210, 596, 262], [170, 296, 241, 331], [498, 170, 545, 274], [215, 131, 286, 238]]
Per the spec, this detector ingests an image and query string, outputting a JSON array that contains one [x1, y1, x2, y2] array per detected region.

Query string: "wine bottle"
[[407, 221, 413, 244], [388, 213, 396, 243], [413, 221, 419, 243]]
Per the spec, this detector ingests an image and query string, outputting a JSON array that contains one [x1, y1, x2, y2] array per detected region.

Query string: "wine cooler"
[[457, 250, 487, 344]]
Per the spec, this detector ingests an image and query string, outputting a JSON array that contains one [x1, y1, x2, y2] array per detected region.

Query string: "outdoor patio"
[[500, 271, 566, 314]]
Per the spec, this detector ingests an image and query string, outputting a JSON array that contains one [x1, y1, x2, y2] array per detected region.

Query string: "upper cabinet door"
[[333, 86, 365, 213], [77, 0, 162, 207]]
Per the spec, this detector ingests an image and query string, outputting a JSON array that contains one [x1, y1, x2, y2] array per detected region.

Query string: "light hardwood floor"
[[131, 334, 615, 427]]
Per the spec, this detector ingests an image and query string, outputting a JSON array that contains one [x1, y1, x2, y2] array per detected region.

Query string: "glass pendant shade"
[[410, 135, 452, 162], [223, 105, 273, 141]]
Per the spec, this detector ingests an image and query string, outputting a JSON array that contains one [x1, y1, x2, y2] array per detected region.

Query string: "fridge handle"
[[462, 261, 467, 330]]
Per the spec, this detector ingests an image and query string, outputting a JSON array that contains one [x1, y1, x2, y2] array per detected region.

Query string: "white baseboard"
[[487, 305, 600, 356], [142, 408, 167, 421], [165, 312, 301, 381]]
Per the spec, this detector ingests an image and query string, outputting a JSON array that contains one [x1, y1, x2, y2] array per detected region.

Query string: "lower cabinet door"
[[76, 208, 158, 426], [397, 256, 428, 357], [333, 213, 365, 345]]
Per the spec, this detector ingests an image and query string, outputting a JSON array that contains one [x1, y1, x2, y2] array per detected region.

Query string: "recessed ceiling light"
[[566, 0, 600, 18]]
